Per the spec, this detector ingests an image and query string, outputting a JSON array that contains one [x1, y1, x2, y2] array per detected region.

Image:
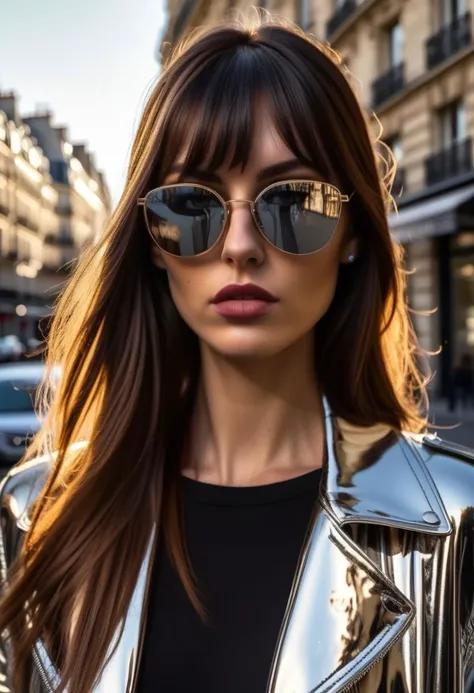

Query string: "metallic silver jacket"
[[2, 403, 474, 693]]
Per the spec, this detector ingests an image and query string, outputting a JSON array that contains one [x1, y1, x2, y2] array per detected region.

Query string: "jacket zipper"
[[336, 614, 412, 693], [31, 644, 55, 693]]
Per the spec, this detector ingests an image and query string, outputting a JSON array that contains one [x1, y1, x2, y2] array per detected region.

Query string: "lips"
[[211, 283, 278, 304], [210, 283, 279, 319]]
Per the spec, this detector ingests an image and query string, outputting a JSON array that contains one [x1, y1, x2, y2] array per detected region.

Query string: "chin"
[[201, 326, 296, 361]]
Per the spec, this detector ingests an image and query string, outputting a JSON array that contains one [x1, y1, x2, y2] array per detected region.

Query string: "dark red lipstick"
[[211, 283, 279, 319]]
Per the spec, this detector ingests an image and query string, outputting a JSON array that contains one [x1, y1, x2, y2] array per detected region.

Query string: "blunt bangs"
[[157, 37, 344, 187]]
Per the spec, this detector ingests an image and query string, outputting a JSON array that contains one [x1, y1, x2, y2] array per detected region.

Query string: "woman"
[[1, 16, 474, 693]]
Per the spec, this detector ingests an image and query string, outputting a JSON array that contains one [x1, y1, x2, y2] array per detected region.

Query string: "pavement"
[[428, 399, 474, 448]]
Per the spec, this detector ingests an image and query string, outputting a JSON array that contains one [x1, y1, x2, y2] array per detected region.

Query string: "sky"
[[0, 0, 167, 204]]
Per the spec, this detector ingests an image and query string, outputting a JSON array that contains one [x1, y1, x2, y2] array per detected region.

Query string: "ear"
[[340, 236, 358, 265], [150, 243, 167, 270]]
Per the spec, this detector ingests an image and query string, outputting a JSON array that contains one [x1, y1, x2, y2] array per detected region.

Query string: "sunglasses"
[[137, 180, 352, 258]]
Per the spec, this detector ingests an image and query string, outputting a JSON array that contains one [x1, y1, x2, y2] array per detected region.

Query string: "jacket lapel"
[[323, 399, 452, 535], [91, 529, 157, 693], [32, 529, 157, 693], [266, 399, 452, 693]]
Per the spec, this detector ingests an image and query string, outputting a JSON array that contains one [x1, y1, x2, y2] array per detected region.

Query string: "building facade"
[[161, 0, 474, 396], [0, 93, 110, 343]]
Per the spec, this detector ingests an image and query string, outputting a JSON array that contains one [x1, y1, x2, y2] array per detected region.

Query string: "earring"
[[348, 254, 355, 263]]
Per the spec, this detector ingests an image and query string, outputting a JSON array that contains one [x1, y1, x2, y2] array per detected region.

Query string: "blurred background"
[[0, 0, 473, 469]]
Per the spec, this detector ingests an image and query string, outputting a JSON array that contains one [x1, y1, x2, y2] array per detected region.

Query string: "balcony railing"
[[44, 233, 75, 247], [425, 137, 472, 186], [17, 215, 38, 233], [426, 12, 472, 70], [326, 0, 357, 38], [372, 63, 405, 109], [392, 167, 405, 198]]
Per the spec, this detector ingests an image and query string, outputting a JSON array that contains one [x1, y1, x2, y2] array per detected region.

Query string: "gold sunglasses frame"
[[137, 179, 353, 258]]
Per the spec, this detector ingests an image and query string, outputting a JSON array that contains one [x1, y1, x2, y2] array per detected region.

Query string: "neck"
[[184, 334, 325, 486]]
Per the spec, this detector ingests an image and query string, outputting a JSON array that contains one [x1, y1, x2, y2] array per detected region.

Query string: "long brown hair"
[[0, 15, 427, 693]]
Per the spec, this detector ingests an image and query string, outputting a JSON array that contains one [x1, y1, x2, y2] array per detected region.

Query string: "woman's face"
[[152, 111, 356, 360]]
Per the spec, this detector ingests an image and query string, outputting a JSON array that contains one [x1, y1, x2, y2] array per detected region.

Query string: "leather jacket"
[[2, 401, 474, 693]]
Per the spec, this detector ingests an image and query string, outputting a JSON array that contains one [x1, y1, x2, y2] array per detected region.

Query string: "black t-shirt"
[[137, 467, 322, 693]]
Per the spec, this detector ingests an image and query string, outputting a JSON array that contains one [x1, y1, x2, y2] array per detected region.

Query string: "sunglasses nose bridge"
[[225, 199, 256, 210], [223, 199, 259, 228]]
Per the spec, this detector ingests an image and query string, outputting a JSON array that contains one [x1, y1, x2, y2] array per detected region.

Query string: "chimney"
[[54, 126, 69, 145], [0, 91, 20, 125], [73, 143, 93, 174]]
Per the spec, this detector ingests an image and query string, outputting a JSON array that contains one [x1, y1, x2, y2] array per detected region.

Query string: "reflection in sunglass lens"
[[144, 185, 225, 257], [255, 182, 342, 254]]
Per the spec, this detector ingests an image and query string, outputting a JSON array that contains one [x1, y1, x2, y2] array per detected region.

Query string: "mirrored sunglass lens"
[[144, 186, 225, 256], [255, 182, 341, 254]]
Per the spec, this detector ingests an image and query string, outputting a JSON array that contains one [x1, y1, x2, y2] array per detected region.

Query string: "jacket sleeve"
[[0, 640, 12, 693], [463, 511, 474, 692], [0, 470, 14, 693], [421, 435, 474, 691], [0, 458, 53, 693]]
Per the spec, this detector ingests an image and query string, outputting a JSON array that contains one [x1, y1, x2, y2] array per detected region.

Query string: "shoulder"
[[0, 454, 51, 582], [407, 433, 474, 516], [0, 455, 51, 531], [0, 442, 87, 574]]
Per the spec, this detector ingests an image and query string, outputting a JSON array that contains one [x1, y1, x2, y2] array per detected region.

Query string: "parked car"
[[0, 335, 25, 363], [0, 361, 45, 467]]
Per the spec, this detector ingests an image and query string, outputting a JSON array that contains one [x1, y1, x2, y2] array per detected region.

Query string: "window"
[[0, 175, 7, 214], [17, 237, 31, 262], [384, 134, 404, 194], [438, 0, 466, 26], [452, 254, 474, 357], [298, 0, 312, 29], [387, 134, 403, 162], [49, 160, 69, 184], [10, 130, 21, 155], [387, 21, 403, 67], [59, 222, 72, 241], [438, 100, 466, 148], [0, 378, 36, 414]]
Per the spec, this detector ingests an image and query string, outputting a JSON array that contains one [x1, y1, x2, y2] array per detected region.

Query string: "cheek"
[[166, 268, 192, 305], [285, 250, 341, 317], [163, 262, 208, 323]]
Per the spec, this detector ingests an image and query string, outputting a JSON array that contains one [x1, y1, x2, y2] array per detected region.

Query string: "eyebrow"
[[166, 158, 314, 184]]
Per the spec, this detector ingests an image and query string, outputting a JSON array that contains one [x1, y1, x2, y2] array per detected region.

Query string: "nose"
[[220, 200, 266, 268]]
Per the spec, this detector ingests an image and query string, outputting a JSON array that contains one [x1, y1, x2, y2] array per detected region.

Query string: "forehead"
[[176, 106, 298, 175]]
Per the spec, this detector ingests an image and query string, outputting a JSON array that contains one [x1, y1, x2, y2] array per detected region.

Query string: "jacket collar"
[[321, 397, 452, 536]]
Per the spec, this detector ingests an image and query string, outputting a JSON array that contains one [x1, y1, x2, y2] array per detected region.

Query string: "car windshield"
[[0, 380, 37, 413]]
